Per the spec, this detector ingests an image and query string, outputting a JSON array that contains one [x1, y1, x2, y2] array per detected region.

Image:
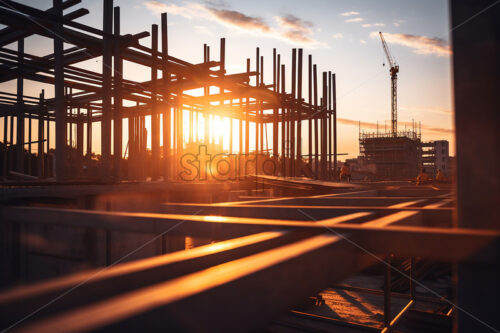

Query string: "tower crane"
[[379, 31, 399, 136]]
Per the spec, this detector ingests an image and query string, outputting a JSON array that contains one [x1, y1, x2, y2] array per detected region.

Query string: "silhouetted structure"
[[0, 0, 338, 183]]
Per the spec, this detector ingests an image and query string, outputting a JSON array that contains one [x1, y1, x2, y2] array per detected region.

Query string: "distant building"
[[421, 140, 450, 177], [359, 131, 421, 179]]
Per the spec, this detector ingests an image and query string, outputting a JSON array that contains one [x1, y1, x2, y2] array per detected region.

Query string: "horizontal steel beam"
[[0, 230, 305, 329], [3, 209, 462, 332], [0, 206, 373, 239], [3, 234, 372, 332], [162, 203, 453, 226], [1, 206, 495, 263]]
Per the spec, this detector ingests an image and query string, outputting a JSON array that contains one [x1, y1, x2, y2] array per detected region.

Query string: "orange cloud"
[[144, 1, 326, 47], [275, 14, 316, 44], [338, 117, 453, 135], [208, 8, 271, 33], [370, 32, 451, 56], [275, 14, 313, 34]]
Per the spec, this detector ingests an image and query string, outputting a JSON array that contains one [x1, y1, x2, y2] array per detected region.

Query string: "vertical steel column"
[[204, 44, 209, 146], [260, 55, 264, 153], [297, 49, 303, 176], [127, 114, 134, 180], [220, 38, 226, 72], [2, 114, 7, 178], [332, 73, 337, 180], [276, 54, 281, 158], [451, 1, 500, 332], [68, 90, 72, 149], [37, 90, 45, 178], [280, 64, 286, 177], [28, 105, 32, 174], [272, 48, 278, 157], [290, 49, 296, 177], [46, 114, 50, 177], [140, 113, 146, 179], [16, 39, 24, 173], [255, 47, 260, 155], [308, 55, 312, 168], [113, 6, 122, 180], [328, 71, 332, 179], [101, 0, 113, 182], [239, 112, 242, 155], [321, 72, 327, 180], [76, 108, 83, 166], [9, 109, 14, 174], [53, 0, 65, 181], [177, 81, 183, 177], [245, 58, 250, 156], [313, 64, 318, 179], [161, 13, 170, 180], [151, 24, 159, 180], [86, 106, 92, 163]]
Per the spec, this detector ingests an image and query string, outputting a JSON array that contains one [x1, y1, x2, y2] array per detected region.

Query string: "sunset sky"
[[1, 0, 454, 159]]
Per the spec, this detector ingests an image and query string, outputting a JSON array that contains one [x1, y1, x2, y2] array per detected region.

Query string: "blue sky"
[[2, 0, 454, 158]]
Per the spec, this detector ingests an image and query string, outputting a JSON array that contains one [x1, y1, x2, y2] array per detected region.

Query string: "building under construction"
[[0, 1, 499, 333], [0, 0, 338, 183], [359, 130, 422, 179]]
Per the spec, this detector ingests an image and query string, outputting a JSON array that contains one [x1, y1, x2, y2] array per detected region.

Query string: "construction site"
[[0, 1, 499, 333]]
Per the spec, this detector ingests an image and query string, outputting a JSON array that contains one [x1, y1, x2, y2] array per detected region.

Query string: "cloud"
[[370, 32, 451, 56], [421, 126, 453, 134], [341, 11, 360, 17], [332, 32, 344, 39], [360, 39, 366, 44], [281, 30, 315, 44], [362, 23, 385, 28], [345, 17, 364, 23], [275, 14, 313, 34], [144, 1, 327, 47], [400, 105, 452, 116], [144, 1, 205, 18], [338, 117, 453, 135], [338, 118, 377, 129], [208, 8, 271, 32], [274, 14, 326, 46], [393, 19, 404, 27], [275, 14, 316, 44]]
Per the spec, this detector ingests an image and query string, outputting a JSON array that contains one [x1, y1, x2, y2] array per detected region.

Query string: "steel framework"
[[0, 0, 338, 182]]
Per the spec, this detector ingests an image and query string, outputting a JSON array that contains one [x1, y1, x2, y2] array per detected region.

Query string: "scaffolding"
[[359, 130, 421, 179]]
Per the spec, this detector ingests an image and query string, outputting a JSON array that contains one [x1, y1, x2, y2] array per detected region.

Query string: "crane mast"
[[379, 32, 399, 136]]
